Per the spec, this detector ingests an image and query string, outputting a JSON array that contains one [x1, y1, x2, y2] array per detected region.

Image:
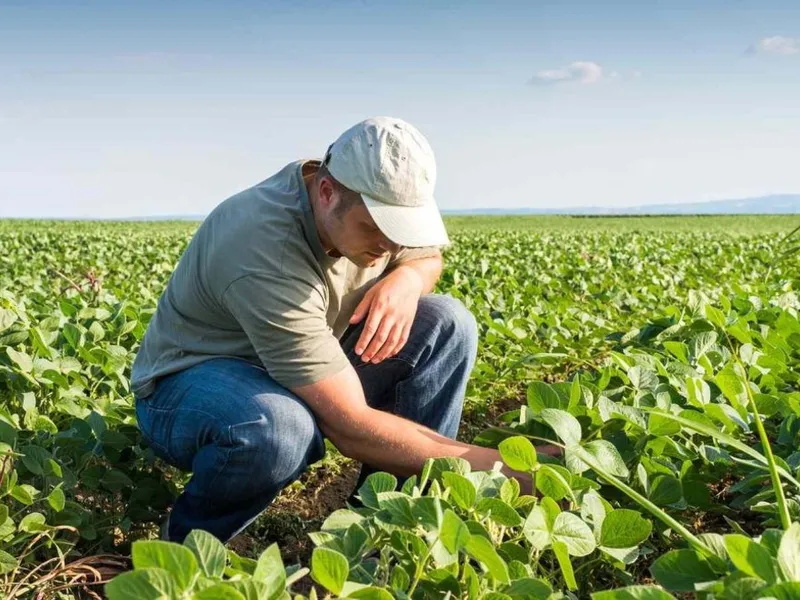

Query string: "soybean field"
[[1, 215, 799, 599]]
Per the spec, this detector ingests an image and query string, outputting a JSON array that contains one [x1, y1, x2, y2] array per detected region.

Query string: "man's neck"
[[304, 169, 337, 256]]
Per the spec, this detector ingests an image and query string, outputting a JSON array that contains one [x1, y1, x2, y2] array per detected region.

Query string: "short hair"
[[315, 163, 362, 216]]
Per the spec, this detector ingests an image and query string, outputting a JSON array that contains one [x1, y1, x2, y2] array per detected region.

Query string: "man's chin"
[[353, 254, 382, 268]]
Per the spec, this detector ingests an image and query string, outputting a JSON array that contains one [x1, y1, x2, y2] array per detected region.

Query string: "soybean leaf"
[[104, 568, 179, 600], [650, 549, 717, 592], [465, 535, 510, 583], [499, 436, 538, 472], [552, 512, 596, 557], [185, 529, 227, 579], [131, 540, 199, 592], [600, 510, 653, 548], [540, 409, 582, 446], [311, 547, 349, 595], [725, 534, 779, 584], [440, 509, 471, 554], [778, 522, 800, 581]]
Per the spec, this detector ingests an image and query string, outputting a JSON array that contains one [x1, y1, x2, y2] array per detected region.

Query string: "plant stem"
[[723, 328, 792, 531], [571, 445, 713, 558], [406, 540, 436, 597]]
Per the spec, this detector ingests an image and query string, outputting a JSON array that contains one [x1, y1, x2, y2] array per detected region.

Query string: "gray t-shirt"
[[131, 159, 438, 398]]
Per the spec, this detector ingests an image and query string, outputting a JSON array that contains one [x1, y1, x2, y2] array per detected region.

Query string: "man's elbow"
[[316, 417, 363, 462]]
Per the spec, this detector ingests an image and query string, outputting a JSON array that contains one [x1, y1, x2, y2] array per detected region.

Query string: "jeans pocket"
[[135, 398, 178, 466]]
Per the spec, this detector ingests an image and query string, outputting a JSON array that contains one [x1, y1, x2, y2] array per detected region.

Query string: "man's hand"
[[350, 265, 425, 364]]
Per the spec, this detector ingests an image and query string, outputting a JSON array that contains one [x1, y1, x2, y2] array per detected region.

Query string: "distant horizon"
[[3, 193, 797, 221]]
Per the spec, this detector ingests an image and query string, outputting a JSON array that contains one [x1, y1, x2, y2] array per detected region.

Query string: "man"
[[132, 116, 552, 544]]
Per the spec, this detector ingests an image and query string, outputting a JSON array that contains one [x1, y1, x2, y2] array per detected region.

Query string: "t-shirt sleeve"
[[222, 273, 350, 389], [387, 246, 442, 268]]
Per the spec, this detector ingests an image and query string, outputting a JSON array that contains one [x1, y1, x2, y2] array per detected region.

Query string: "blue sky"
[[1, 0, 798, 218]]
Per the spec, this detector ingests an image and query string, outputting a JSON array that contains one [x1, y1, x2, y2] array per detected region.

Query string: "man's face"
[[326, 193, 401, 267]]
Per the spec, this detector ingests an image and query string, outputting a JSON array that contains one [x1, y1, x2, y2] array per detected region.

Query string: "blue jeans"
[[134, 294, 478, 543]]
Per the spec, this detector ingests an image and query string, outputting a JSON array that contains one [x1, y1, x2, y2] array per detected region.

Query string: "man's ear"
[[318, 176, 337, 210]]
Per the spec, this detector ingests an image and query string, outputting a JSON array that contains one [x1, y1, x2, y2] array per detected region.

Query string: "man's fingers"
[[372, 327, 404, 363], [388, 324, 411, 358], [361, 318, 394, 362], [355, 298, 385, 354]]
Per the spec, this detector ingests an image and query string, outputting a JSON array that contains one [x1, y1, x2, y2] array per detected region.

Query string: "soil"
[[229, 459, 361, 566]]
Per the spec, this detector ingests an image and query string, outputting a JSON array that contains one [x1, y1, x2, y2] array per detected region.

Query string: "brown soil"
[[229, 459, 361, 566]]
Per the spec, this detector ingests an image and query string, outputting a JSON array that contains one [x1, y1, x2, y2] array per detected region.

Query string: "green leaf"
[[0, 308, 16, 334], [377, 491, 415, 526], [540, 408, 582, 445], [131, 540, 199, 591], [33, 415, 58, 434], [648, 475, 682, 506], [343, 523, 369, 558], [591, 586, 677, 599], [104, 568, 179, 600], [0, 550, 18, 575], [465, 534, 510, 583], [347, 587, 396, 600], [46, 487, 65, 512], [6, 347, 32, 372], [311, 547, 349, 595], [523, 497, 560, 550], [760, 582, 800, 600], [714, 363, 747, 410], [553, 540, 577, 590], [535, 464, 573, 501], [476, 498, 523, 527], [442, 471, 476, 510], [650, 549, 717, 592], [503, 577, 552, 599], [193, 584, 247, 600], [10, 484, 36, 505], [228, 580, 270, 600], [648, 413, 682, 436], [527, 382, 564, 413], [357, 472, 397, 510], [19, 511, 46, 533], [499, 436, 538, 472], [568, 440, 629, 478], [440, 509, 471, 554], [779, 522, 800, 581], [691, 332, 718, 359], [253, 543, 286, 599], [725, 534, 779, 584], [500, 477, 520, 505], [600, 510, 652, 548], [552, 512, 596, 557], [321, 509, 365, 533], [185, 529, 227, 579]]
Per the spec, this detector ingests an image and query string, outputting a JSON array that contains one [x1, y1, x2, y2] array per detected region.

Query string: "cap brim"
[[361, 194, 450, 248]]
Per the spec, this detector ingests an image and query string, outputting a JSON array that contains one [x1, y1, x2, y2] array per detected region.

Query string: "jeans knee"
[[420, 295, 479, 354], [230, 404, 324, 491]]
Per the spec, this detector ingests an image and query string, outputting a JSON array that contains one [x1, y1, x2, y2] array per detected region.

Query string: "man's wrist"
[[392, 264, 425, 295]]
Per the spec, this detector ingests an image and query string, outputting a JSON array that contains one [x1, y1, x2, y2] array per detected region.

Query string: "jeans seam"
[[353, 355, 416, 371]]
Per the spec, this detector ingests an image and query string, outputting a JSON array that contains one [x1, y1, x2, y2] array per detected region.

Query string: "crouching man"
[[131, 116, 557, 543]]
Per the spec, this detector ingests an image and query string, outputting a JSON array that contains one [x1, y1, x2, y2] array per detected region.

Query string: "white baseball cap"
[[323, 116, 450, 248]]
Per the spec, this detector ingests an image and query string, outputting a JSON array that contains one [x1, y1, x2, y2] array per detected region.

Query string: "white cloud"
[[750, 36, 800, 55], [529, 61, 606, 85]]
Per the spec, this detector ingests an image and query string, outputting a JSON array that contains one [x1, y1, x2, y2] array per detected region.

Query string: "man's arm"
[[291, 364, 558, 495]]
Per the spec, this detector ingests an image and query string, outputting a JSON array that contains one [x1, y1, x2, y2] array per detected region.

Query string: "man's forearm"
[[330, 405, 534, 493]]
